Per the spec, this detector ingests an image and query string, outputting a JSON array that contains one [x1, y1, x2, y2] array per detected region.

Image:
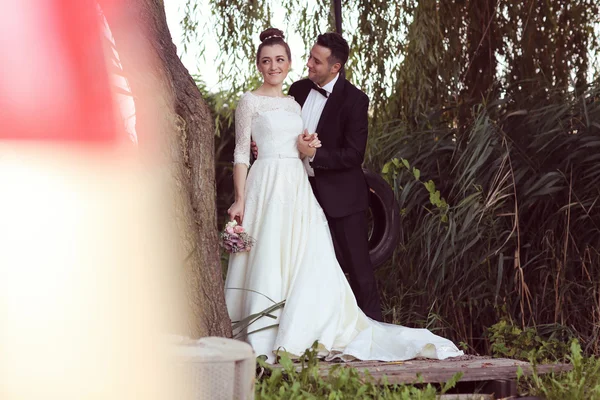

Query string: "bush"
[[520, 340, 600, 399], [371, 80, 600, 356], [487, 319, 571, 362]]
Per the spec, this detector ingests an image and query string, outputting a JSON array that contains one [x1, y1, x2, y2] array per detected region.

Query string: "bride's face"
[[257, 44, 291, 86]]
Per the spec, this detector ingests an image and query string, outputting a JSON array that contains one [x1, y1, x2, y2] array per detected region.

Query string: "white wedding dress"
[[225, 92, 463, 363]]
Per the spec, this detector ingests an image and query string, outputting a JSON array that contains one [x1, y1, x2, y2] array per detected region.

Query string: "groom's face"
[[307, 44, 337, 87]]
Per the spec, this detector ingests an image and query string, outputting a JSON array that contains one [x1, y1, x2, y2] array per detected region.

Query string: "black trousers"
[[309, 177, 383, 321]]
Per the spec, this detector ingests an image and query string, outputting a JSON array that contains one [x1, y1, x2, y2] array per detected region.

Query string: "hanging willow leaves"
[[180, 0, 599, 131], [181, 0, 412, 120]]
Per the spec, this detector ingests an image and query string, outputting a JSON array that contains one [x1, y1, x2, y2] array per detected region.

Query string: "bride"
[[224, 28, 463, 363]]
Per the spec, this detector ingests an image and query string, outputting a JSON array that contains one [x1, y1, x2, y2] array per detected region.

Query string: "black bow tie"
[[312, 82, 329, 98]]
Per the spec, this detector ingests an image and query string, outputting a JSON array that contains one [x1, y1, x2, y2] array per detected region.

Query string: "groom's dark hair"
[[316, 33, 349, 68]]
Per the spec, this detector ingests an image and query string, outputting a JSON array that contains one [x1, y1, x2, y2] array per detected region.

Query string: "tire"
[[363, 168, 401, 269]]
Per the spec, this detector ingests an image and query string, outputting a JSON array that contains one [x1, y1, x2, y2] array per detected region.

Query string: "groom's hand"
[[301, 129, 312, 142], [251, 140, 258, 159]]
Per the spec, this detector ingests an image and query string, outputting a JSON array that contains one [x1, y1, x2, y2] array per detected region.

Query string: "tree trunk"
[[102, 0, 232, 338], [458, 0, 498, 142], [464, 0, 498, 101]]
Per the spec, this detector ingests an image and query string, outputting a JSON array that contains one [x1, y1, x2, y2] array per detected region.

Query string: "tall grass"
[[369, 81, 600, 355]]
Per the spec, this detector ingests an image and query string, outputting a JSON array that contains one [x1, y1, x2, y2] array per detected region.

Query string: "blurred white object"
[[0, 146, 187, 400], [171, 336, 255, 400]]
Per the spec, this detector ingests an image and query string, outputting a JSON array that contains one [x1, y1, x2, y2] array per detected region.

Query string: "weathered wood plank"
[[281, 356, 572, 385]]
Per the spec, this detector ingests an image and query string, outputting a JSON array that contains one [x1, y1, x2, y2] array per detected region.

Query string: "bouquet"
[[219, 220, 255, 253]]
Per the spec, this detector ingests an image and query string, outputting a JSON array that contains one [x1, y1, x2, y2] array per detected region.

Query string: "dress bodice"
[[233, 92, 303, 166]]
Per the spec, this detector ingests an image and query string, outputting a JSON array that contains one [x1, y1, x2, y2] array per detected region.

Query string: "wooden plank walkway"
[[304, 355, 571, 384], [278, 355, 572, 397]]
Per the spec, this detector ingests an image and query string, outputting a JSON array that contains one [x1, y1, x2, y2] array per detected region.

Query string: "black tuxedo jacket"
[[289, 77, 369, 218]]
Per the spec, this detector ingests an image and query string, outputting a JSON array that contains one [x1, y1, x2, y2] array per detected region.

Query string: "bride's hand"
[[228, 201, 245, 224]]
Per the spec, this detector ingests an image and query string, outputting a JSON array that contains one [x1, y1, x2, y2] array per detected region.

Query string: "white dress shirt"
[[301, 73, 339, 177]]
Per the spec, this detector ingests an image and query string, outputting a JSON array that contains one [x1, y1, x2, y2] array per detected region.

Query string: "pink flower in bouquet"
[[219, 220, 255, 253]]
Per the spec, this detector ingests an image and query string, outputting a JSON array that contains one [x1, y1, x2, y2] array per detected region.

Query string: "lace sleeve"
[[233, 93, 253, 167]]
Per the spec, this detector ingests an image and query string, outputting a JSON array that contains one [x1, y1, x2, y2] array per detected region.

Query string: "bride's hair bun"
[[259, 28, 285, 43]]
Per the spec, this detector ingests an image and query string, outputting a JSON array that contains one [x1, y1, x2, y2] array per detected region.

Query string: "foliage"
[[255, 342, 462, 399], [487, 319, 571, 362], [182, 0, 600, 123], [519, 340, 600, 400], [194, 77, 236, 225], [373, 80, 600, 355], [383, 158, 449, 222]]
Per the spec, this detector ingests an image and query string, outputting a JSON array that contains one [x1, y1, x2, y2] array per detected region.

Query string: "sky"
[[164, 1, 214, 86]]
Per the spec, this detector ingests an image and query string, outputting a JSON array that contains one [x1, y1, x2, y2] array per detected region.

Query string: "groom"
[[254, 32, 383, 321]]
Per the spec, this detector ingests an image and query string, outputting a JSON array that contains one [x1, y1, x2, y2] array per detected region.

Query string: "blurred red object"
[[0, 0, 119, 144]]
